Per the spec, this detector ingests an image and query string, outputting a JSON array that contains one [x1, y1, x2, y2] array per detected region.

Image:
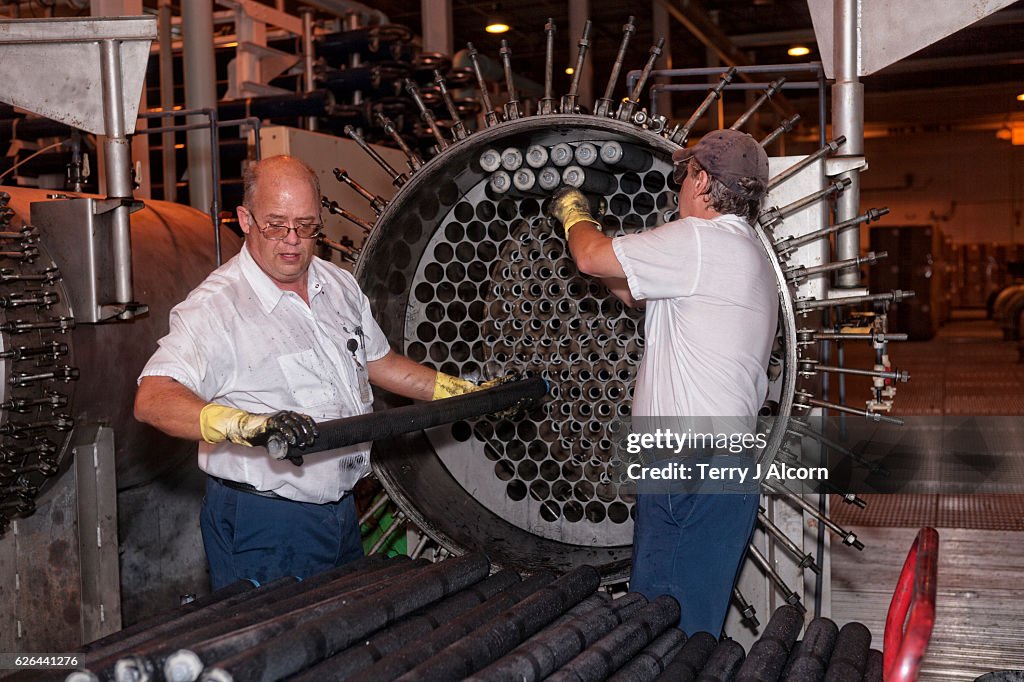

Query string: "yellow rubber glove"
[[432, 372, 481, 401], [549, 186, 598, 237], [199, 404, 317, 448]]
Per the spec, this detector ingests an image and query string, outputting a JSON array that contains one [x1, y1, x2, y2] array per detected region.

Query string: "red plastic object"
[[884, 527, 939, 681]]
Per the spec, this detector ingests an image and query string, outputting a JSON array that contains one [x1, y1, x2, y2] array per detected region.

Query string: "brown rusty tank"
[[0, 187, 241, 524]]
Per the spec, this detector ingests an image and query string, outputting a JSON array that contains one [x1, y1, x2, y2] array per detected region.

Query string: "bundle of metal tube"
[[63, 553, 885, 682], [478, 141, 656, 199]]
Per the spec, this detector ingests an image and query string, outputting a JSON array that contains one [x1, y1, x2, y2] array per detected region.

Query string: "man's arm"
[[367, 350, 438, 401], [135, 375, 315, 448], [566, 224, 637, 307], [368, 350, 502, 401], [134, 375, 210, 440]]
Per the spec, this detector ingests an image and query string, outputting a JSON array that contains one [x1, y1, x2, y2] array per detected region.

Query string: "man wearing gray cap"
[[549, 129, 777, 636]]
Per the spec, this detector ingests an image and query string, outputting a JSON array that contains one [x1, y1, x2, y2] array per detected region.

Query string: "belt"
[[211, 476, 289, 501]]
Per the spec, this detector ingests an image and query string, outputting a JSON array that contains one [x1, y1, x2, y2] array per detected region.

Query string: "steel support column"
[[301, 7, 318, 131], [421, 0, 453, 56], [92, 0, 150, 199], [832, 0, 864, 286], [158, 0, 177, 202], [652, 0, 673, 118], [99, 39, 135, 307], [182, 0, 217, 216]]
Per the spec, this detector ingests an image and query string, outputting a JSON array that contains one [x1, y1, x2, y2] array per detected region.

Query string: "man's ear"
[[237, 206, 252, 235], [693, 169, 711, 195]]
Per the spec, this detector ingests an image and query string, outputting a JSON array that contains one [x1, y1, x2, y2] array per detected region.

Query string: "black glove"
[[257, 411, 319, 466]]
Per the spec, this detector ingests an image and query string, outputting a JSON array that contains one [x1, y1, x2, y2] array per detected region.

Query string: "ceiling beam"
[[653, 0, 796, 118]]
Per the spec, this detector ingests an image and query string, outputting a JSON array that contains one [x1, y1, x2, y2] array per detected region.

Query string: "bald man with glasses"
[[136, 155, 486, 589]]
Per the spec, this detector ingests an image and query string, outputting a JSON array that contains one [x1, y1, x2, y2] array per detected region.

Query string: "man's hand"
[[199, 404, 318, 448], [432, 373, 511, 401], [432, 372, 481, 400], [549, 186, 598, 237]]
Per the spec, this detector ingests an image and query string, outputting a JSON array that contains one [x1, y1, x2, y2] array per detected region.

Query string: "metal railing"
[[136, 108, 263, 265]]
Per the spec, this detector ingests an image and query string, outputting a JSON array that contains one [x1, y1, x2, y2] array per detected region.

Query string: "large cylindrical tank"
[[1, 188, 240, 490], [355, 115, 795, 582], [0, 187, 241, 624]]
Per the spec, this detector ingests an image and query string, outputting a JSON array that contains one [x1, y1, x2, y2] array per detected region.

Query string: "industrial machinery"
[[317, 16, 913, 631], [1, 9, 917, 660]]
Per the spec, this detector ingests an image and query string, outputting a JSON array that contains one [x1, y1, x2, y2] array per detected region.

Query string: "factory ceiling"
[[373, 0, 1024, 135]]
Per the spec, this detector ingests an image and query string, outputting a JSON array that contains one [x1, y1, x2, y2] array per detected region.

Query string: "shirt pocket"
[[276, 348, 341, 409]]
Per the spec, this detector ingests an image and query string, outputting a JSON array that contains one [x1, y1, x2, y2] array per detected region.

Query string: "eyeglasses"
[[248, 213, 323, 240], [672, 158, 693, 185]]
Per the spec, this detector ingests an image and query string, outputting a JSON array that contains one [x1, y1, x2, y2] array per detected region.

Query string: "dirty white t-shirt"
[[139, 246, 390, 503], [612, 213, 777, 421]]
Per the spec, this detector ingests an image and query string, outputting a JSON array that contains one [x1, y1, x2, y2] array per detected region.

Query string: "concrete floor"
[[829, 311, 1024, 680]]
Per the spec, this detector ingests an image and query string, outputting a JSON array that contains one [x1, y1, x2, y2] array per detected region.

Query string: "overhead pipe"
[[301, 0, 388, 25], [157, 0, 177, 203]]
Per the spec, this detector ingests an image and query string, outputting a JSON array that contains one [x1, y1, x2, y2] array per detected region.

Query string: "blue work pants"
[[200, 476, 364, 590], [629, 490, 759, 636]]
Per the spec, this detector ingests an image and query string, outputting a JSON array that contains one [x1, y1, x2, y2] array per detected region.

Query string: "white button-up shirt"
[[139, 245, 390, 503]]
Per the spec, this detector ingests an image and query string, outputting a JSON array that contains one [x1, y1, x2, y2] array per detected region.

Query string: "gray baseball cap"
[[672, 129, 769, 199]]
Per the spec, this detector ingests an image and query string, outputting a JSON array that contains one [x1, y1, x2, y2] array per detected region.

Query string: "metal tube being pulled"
[[268, 376, 549, 461]]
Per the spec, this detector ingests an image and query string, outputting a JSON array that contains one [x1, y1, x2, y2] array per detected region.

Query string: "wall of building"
[[861, 130, 1024, 245]]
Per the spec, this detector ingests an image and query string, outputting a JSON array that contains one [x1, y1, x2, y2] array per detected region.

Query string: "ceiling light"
[[485, 5, 510, 34], [788, 45, 811, 57], [565, 67, 575, 75], [1017, 93, 1024, 101]]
